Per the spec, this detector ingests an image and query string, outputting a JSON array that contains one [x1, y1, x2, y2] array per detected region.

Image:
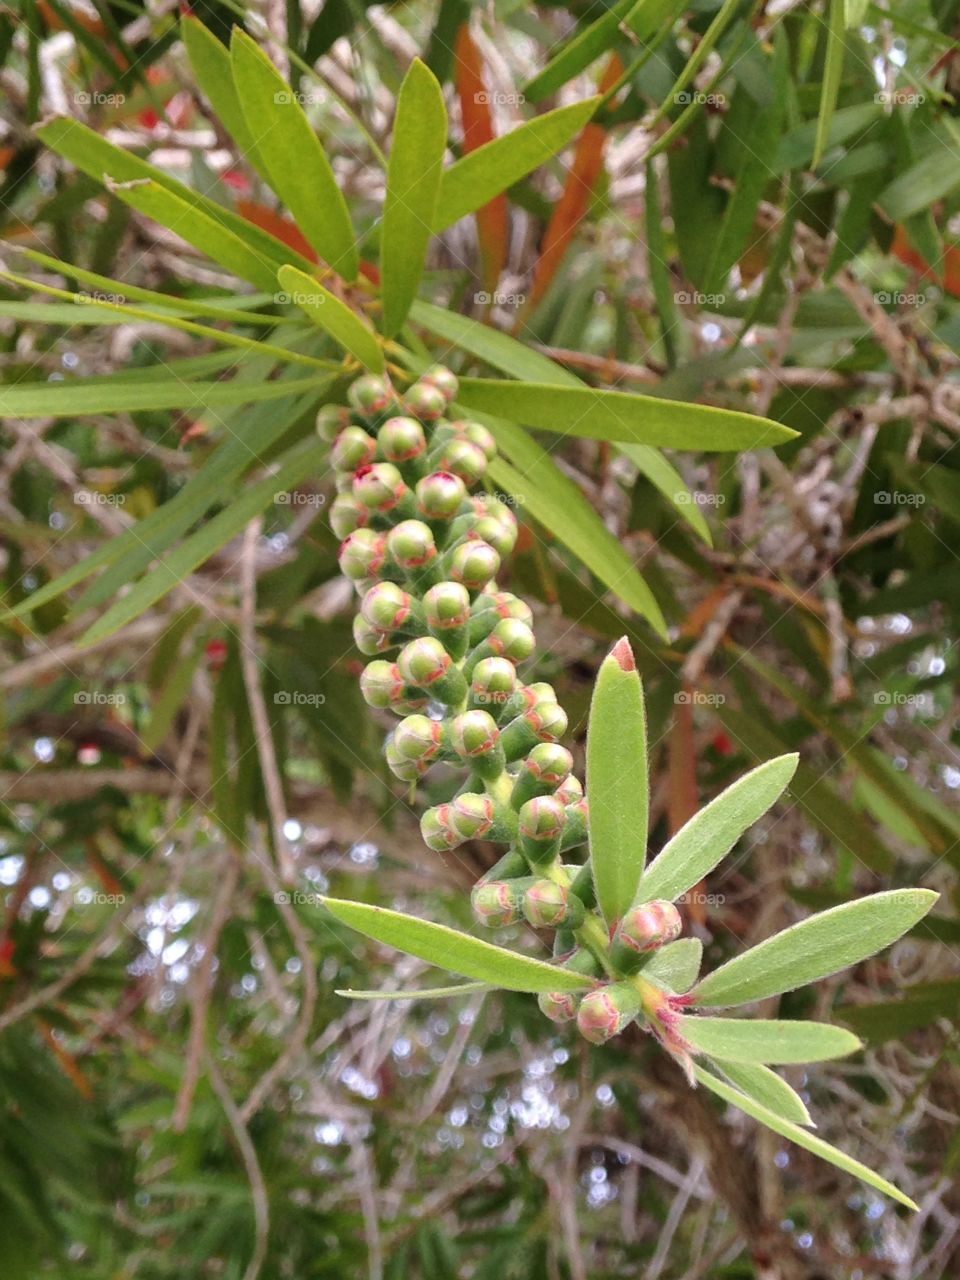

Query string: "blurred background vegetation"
[[1, 0, 959, 1276]]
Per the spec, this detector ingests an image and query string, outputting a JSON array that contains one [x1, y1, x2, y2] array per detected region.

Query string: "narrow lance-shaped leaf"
[[380, 58, 447, 336], [321, 898, 594, 993], [455, 379, 798, 450], [717, 1062, 813, 1127], [692, 889, 939, 1008], [636, 755, 798, 905], [278, 265, 384, 373], [693, 1065, 918, 1210], [681, 1016, 861, 1064], [335, 982, 490, 1001], [230, 29, 358, 279], [587, 638, 649, 924], [433, 98, 599, 231], [812, 0, 846, 168], [641, 937, 702, 994], [0, 373, 331, 418]]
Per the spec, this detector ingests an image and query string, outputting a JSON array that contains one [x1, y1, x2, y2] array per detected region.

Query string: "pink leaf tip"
[[610, 636, 635, 672]]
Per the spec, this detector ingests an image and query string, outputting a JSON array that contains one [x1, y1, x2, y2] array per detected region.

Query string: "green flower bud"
[[523, 880, 570, 928], [331, 425, 376, 473], [449, 710, 499, 757], [348, 374, 394, 419], [353, 463, 408, 513], [421, 365, 459, 403], [510, 743, 573, 809], [436, 439, 487, 486], [618, 900, 682, 954], [316, 403, 351, 441], [468, 592, 533, 644], [393, 713, 444, 764], [339, 530, 387, 581], [415, 471, 467, 521], [538, 990, 579, 1022], [577, 983, 643, 1044], [472, 514, 517, 558], [452, 420, 496, 459], [488, 618, 535, 661], [353, 614, 394, 655], [471, 880, 523, 927], [396, 637, 468, 705], [420, 803, 464, 850], [560, 799, 589, 852], [385, 737, 423, 782], [330, 493, 369, 539], [387, 519, 437, 570], [450, 792, 518, 842], [469, 657, 518, 712], [361, 582, 415, 634], [378, 415, 427, 463], [556, 775, 584, 805], [359, 660, 403, 709], [517, 794, 567, 865], [501, 700, 567, 761], [450, 540, 501, 592], [404, 380, 448, 422], [423, 581, 471, 630]]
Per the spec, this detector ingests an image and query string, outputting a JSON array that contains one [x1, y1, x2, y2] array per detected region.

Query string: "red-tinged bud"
[[359, 660, 403, 709], [396, 635, 451, 686], [420, 803, 463, 850], [528, 701, 568, 743], [331, 425, 376, 473], [488, 618, 535, 661], [471, 880, 522, 927], [415, 471, 467, 520], [611, 635, 635, 672], [378, 415, 427, 463], [618, 900, 682, 954], [449, 710, 500, 760], [404, 380, 448, 422], [348, 374, 394, 419], [560, 798, 589, 852], [450, 540, 500, 591], [387, 519, 438, 570], [556, 775, 584, 805], [339, 529, 387, 581], [538, 990, 579, 1022], [421, 364, 459, 403], [316, 403, 351, 441], [469, 657, 518, 710], [423, 581, 471, 631], [353, 462, 408, 512], [436, 439, 487, 486], [577, 983, 642, 1044], [449, 792, 496, 840], [451, 420, 496, 459], [385, 736, 423, 782], [353, 614, 394, 655], [525, 743, 573, 787], [523, 880, 571, 928], [519, 795, 567, 843], [330, 493, 369, 539], [468, 592, 533, 644], [361, 582, 414, 633], [393, 713, 444, 763], [471, 514, 517, 558]]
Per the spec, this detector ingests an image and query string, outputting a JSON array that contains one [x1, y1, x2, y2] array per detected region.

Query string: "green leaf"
[[35, 116, 311, 272], [717, 1062, 813, 1126], [335, 982, 490, 1001], [487, 449, 666, 637], [78, 438, 328, 645], [410, 299, 580, 384], [278, 265, 383, 372], [433, 98, 599, 231], [0, 373, 330, 418], [682, 1016, 861, 1064], [380, 58, 446, 336], [181, 17, 271, 188], [455, 379, 797, 450], [877, 121, 960, 221], [641, 937, 702, 994], [693, 1065, 917, 1209], [320, 898, 594, 993], [636, 755, 798, 906], [619, 443, 711, 543], [230, 29, 357, 279], [692, 889, 939, 1009], [835, 981, 960, 1046], [523, 0, 636, 100], [587, 640, 649, 924], [812, 0, 846, 169]]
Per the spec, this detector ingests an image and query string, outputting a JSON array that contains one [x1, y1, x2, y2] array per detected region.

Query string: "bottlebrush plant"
[[2, 17, 941, 1231]]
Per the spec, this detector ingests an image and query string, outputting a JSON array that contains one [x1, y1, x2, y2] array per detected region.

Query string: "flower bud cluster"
[[327, 367, 689, 1046]]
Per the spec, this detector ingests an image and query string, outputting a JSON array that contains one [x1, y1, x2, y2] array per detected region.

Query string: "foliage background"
[[1, 0, 959, 1276]]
